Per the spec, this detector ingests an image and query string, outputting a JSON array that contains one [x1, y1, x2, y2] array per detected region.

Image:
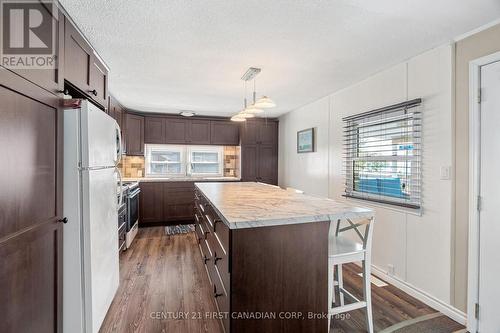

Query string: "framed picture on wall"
[[297, 128, 315, 153]]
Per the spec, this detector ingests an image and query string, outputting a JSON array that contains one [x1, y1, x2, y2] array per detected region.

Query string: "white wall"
[[279, 96, 330, 197], [279, 44, 455, 306]]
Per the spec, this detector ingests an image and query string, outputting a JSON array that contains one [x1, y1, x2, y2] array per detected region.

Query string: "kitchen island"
[[193, 182, 374, 333]]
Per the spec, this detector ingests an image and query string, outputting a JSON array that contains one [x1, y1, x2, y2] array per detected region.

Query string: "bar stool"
[[327, 217, 375, 333]]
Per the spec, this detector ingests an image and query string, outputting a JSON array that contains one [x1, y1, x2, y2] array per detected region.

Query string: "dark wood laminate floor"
[[100, 227, 465, 333], [99, 227, 221, 333]]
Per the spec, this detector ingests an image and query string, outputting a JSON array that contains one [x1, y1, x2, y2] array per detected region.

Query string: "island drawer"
[[203, 210, 216, 230], [213, 273, 229, 333], [198, 237, 211, 269], [214, 219, 229, 253], [212, 234, 230, 289], [195, 200, 206, 215], [195, 222, 203, 241]]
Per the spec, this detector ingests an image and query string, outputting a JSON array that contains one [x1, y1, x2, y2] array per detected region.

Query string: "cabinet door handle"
[[214, 285, 223, 298], [214, 252, 222, 264], [204, 256, 210, 264], [57, 217, 68, 224], [90, 89, 98, 96]]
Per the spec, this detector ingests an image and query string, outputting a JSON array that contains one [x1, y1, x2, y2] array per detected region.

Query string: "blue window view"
[[352, 118, 415, 199]]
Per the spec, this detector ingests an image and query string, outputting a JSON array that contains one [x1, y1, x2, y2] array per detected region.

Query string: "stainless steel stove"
[[123, 181, 140, 249]]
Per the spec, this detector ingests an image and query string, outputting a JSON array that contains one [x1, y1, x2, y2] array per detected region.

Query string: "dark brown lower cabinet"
[[139, 182, 164, 224], [0, 68, 63, 332], [163, 182, 196, 221], [194, 187, 329, 333], [139, 181, 195, 226]]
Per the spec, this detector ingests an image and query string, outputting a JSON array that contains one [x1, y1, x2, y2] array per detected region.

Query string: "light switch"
[[440, 166, 451, 180]]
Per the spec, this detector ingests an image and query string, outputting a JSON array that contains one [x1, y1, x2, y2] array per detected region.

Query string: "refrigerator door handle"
[[115, 123, 122, 166], [116, 167, 123, 208]]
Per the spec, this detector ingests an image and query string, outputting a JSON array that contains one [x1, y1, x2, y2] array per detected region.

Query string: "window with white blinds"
[[343, 99, 422, 209]]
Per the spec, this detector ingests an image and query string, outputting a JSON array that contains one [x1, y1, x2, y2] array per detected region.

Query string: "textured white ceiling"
[[59, 0, 500, 117]]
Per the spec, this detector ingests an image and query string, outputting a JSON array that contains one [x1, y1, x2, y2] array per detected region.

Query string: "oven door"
[[127, 188, 140, 230]]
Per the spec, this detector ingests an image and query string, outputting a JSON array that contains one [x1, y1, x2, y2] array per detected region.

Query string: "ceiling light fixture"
[[231, 67, 276, 122], [179, 111, 195, 117]]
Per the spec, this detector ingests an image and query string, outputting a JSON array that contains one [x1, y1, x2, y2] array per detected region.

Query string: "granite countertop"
[[195, 182, 374, 229], [123, 176, 241, 183]]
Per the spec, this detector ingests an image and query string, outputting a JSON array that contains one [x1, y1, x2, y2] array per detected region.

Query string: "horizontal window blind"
[[343, 98, 422, 209]]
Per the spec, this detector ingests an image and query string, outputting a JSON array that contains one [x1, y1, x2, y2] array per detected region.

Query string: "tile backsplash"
[[223, 146, 240, 178], [119, 155, 145, 178], [119, 146, 240, 178]]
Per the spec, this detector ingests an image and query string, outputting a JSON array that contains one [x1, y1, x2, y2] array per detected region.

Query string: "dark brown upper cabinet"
[[241, 119, 278, 145], [64, 17, 91, 92], [164, 118, 187, 143], [144, 117, 166, 144], [108, 95, 124, 130], [186, 119, 211, 144], [142, 116, 240, 145], [89, 55, 108, 107], [259, 121, 278, 145], [240, 120, 259, 145], [125, 113, 144, 156], [10, 7, 64, 95], [210, 120, 240, 145], [64, 16, 108, 108]]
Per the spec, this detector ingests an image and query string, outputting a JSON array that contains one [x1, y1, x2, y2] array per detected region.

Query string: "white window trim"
[[343, 102, 422, 210], [145, 144, 186, 177], [187, 145, 223, 177], [145, 144, 224, 178]]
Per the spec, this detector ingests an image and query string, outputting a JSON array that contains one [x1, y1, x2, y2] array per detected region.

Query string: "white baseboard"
[[370, 265, 467, 325]]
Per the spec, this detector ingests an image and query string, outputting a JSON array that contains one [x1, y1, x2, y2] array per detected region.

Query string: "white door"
[[478, 60, 500, 333], [81, 167, 120, 333], [81, 100, 121, 168]]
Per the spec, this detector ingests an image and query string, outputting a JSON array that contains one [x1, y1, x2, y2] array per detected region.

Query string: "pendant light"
[[244, 105, 264, 114], [243, 78, 264, 114], [238, 110, 255, 118], [231, 67, 276, 121], [254, 96, 276, 108], [231, 115, 246, 122]]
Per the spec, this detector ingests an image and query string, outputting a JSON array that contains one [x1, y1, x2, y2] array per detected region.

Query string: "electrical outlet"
[[440, 166, 451, 180], [387, 264, 395, 275]]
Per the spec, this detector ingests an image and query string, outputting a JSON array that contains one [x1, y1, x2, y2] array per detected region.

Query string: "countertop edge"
[[123, 177, 241, 183], [194, 183, 374, 230]]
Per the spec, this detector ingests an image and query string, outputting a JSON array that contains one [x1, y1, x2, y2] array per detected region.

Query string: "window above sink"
[[145, 144, 223, 178]]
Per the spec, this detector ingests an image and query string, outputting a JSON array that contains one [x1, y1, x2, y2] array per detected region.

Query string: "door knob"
[[90, 89, 98, 96], [58, 217, 68, 224]]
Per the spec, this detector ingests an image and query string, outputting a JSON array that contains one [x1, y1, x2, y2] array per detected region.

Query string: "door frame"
[[467, 50, 500, 332]]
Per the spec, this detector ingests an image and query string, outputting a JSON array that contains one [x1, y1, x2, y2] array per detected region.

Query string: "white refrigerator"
[[63, 100, 123, 333]]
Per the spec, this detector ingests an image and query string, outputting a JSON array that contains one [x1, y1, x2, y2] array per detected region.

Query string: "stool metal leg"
[[362, 260, 374, 333], [328, 259, 333, 331], [338, 263, 345, 306]]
